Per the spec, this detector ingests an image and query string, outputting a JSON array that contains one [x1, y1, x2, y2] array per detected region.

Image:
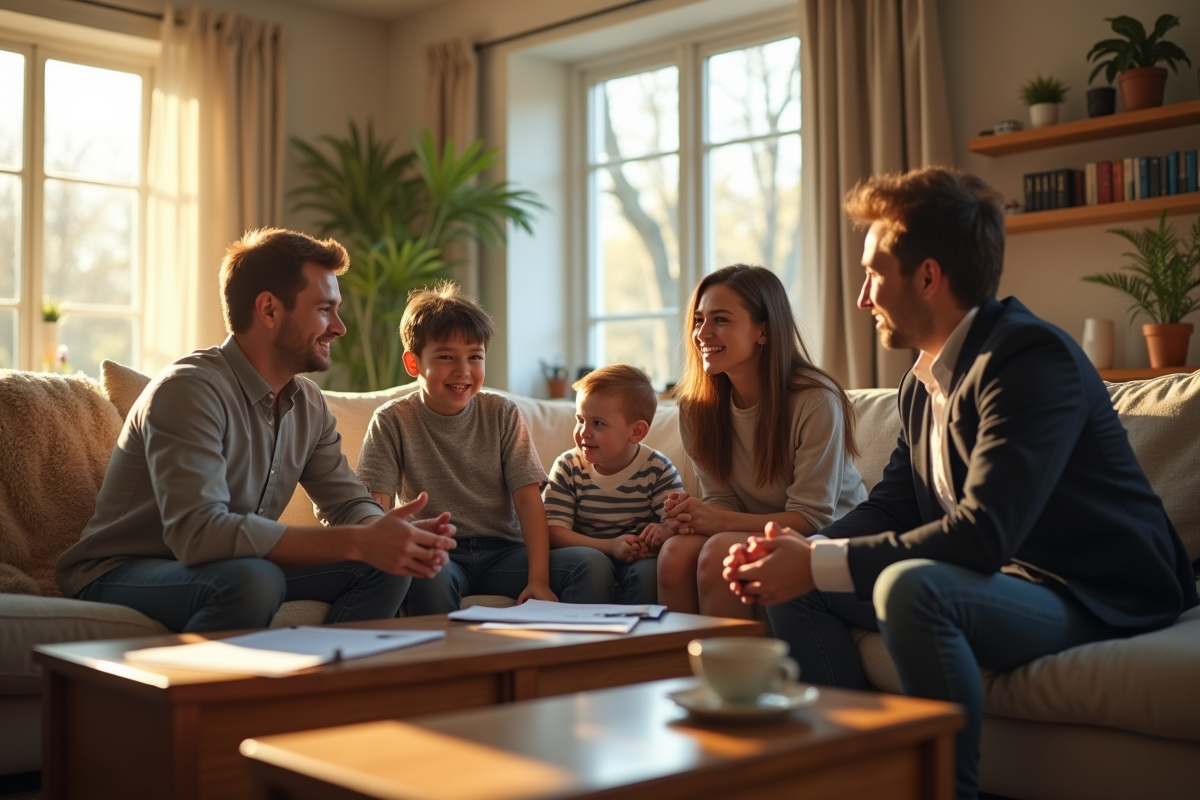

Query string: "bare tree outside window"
[[585, 37, 801, 389]]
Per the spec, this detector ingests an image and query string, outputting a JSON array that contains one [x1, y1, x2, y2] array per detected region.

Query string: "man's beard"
[[877, 284, 933, 351], [274, 314, 332, 375]]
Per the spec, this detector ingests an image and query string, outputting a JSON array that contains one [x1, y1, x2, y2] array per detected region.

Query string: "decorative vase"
[[1118, 67, 1168, 112], [1086, 87, 1116, 118], [1142, 322, 1193, 368], [1028, 102, 1059, 128], [41, 321, 58, 372], [1082, 318, 1115, 370], [547, 378, 568, 399]]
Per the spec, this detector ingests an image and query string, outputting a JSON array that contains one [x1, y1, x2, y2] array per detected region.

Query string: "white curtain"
[[143, 4, 287, 373], [798, 0, 953, 389], [424, 39, 479, 297]]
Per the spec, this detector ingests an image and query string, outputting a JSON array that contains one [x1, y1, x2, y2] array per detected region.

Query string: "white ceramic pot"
[[1029, 102, 1059, 128], [41, 321, 58, 372], [1082, 318, 1115, 370]]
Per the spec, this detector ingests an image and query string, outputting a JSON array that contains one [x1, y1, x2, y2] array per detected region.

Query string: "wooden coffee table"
[[35, 613, 760, 800], [241, 676, 964, 800]]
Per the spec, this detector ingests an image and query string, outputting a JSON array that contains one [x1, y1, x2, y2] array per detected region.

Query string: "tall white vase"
[[41, 321, 58, 372], [1082, 318, 1115, 370]]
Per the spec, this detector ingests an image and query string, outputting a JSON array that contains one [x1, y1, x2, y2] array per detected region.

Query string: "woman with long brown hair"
[[656, 265, 867, 617]]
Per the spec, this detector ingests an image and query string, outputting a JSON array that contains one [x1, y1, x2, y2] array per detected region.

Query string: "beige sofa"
[[1, 365, 1198, 799]]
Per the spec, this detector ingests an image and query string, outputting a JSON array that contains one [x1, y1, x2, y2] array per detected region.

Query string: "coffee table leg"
[[42, 671, 66, 800], [920, 733, 956, 800]]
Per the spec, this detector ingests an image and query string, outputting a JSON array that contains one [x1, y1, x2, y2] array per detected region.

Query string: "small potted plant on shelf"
[[540, 359, 569, 399], [1020, 74, 1069, 128], [1086, 14, 1192, 112], [41, 297, 61, 372], [1082, 212, 1200, 368]]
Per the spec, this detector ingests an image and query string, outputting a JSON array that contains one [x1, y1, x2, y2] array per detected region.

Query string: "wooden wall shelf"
[[1006, 193, 1200, 234], [969, 100, 1200, 156]]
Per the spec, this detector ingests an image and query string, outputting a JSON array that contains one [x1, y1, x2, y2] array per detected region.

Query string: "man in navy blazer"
[[724, 167, 1198, 800]]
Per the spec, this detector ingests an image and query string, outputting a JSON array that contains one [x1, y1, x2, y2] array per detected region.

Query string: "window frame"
[[0, 31, 153, 373], [571, 14, 801, 387]]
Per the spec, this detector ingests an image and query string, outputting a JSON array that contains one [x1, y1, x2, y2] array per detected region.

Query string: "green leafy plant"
[[1082, 212, 1200, 325], [540, 360, 567, 381], [1020, 74, 1069, 105], [1087, 14, 1192, 85], [41, 297, 61, 323], [291, 123, 545, 390]]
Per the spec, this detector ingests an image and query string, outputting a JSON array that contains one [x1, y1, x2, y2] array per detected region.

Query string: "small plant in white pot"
[[1082, 212, 1200, 368], [1020, 74, 1069, 128], [40, 297, 61, 372]]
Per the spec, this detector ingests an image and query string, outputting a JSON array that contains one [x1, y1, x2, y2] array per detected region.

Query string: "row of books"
[[1023, 150, 1199, 212]]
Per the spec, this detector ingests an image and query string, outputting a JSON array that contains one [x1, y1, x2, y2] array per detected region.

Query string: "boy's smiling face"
[[573, 390, 648, 475], [403, 334, 485, 416]]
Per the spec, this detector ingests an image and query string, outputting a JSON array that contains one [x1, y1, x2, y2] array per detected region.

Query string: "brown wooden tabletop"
[[36, 613, 762, 800], [242, 676, 965, 800]]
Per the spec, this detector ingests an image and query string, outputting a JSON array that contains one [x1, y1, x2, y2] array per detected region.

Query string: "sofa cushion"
[[99, 359, 152, 420], [1107, 372, 1200, 561], [0, 371, 122, 597], [847, 389, 902, 493], [0, 593, 168, 694]]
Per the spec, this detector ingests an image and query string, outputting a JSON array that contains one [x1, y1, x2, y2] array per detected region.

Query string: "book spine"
[[1123, 158, 1136, 200], [1139, 156, 1150, 199], [1024, 173, 1036, 211], [1097, 161, 1113, 204], [1085, 163, 1098, 205], [1057, 169, 1070, 208], [1073, 170, 1084, 206], [1037, 172, 1048, 211], [1149, 156, 1161, 197], [1167, 151, 1179, 195], [1187, 150, 1198, 193], [1112, 159, 1124, 203]]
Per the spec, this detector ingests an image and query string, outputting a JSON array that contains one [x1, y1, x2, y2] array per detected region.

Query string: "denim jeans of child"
[[76, 557, 412, 633], [607, 554, 658, 605], [407, 537, 614, 615], [766, 559, 1128, 800]]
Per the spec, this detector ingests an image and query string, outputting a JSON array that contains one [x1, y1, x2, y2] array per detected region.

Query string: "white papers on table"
[[448, 599, 667, 633], [123, 627, 444, 677], [479, 620, 639, 634]]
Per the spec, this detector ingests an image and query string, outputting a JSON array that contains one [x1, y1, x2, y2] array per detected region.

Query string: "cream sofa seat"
[[2, 368, 1198, 799]]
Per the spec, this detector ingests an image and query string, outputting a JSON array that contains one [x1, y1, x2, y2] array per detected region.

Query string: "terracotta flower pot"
[[1118, 67, 1168, 112], [1142, 322, 1193, 368], [547, 378, 568, 399]]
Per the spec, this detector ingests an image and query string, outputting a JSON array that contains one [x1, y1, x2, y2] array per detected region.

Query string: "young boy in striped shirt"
[[543, 365, 684, 604]]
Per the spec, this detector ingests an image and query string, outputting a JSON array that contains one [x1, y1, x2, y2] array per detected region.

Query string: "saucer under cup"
[[688, 637, 800, 704]]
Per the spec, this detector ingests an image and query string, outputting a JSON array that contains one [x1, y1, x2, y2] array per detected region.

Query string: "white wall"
[[940, 0, 1200, 367]]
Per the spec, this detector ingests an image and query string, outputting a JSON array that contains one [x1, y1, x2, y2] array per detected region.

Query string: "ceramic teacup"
[[688, 637, 800, 704]]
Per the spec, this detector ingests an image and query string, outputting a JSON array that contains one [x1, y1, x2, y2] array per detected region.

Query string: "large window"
[[583, 29, 800, 387], [0, 38, 149, 376]]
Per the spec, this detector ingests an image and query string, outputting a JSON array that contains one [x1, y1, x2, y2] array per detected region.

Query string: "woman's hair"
[[675, 265, 858, 488]]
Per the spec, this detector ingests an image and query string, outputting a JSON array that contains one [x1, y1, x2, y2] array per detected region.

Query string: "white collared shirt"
[[809, 308, 981, 592]]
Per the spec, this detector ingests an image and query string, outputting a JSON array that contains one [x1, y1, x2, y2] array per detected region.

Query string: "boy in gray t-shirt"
[[356, 283, 611, 615]]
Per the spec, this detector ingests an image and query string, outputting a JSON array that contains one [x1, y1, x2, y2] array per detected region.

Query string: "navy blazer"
[[831, 297, 1198, 629]]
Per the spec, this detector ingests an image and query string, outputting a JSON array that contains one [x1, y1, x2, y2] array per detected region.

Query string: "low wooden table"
[[242, 677, 964, 800], [35, 613, 759, 800]]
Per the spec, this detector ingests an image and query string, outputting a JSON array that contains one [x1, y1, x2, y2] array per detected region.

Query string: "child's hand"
[[638, 522, 674, 549], [663, 490, 690, 517], [612, 534, 648, 563], [518, 581, 559, 603]]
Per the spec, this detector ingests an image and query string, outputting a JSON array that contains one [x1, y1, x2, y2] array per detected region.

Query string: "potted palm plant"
[[1086, 14, 1192, 112], [1082, 212, 1200, 368], [1020, 74, 1069, 128], [291, 123, 544, 390]]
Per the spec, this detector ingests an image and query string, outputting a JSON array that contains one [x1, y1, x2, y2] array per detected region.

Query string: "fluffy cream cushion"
[[0, 371, 122, 597], [99, 359, 152, 420]]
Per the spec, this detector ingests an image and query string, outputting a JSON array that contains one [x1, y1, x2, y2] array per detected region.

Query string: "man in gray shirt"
[[56, 228, 456, 633]]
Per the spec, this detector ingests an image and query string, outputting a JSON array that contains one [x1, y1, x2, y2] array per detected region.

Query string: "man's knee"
[[873, 559, 946, 623], [199, 558, 287, 629]]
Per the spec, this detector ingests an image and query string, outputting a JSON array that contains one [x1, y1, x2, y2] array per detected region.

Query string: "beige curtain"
[[424, 39, 479, 297], [798, 0, 953, 389], [143, 4, 287, 373]]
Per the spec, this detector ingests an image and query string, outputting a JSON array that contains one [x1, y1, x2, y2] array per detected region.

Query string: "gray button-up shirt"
[[56, 337, 383, 597]]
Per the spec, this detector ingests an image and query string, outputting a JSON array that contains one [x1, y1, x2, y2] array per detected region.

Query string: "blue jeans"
[[607, 555, 658, 605], [767, 560, 1128, 800], [407, 537, 614, 616], [76, 557, 411, 633]]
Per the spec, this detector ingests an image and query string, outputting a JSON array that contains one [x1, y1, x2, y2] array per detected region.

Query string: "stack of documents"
[[124, 627, 444, 677], [448, 600, 667, 634]]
